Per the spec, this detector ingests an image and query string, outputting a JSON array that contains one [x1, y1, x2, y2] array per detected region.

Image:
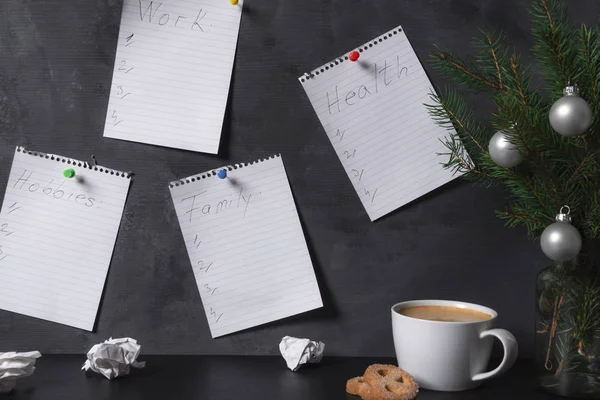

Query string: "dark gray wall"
[[0, 0, 598, 357]]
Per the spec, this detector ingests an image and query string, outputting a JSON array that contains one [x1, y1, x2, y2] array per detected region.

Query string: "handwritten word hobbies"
[[12, 170, 96, 208]]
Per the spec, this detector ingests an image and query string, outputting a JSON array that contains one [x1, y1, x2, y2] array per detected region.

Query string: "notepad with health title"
[[103, 0, 244, 154], [169, 155, 323, 338], [299, 26, 458, 221], [0, 147, 131, 330]]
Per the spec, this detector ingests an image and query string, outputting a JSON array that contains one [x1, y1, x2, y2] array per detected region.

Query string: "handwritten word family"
[[103, 0, 244, 154], [170, 156, 322, 338], [139, 1, 208, 31], [181, 186, 253, 222], [300, 26, 458, 221], [326, 55, 410, 115], [0, 148, 131, 330]]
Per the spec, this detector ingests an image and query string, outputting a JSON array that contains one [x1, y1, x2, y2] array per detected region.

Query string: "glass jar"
[[535, 256, 600, 398]]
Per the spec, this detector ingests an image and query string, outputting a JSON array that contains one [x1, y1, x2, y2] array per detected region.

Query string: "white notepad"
[[0, 147, 131, 330], [103, 0, 244, 154], [169, 155, 323, 338], [299, 26, 458, 221]]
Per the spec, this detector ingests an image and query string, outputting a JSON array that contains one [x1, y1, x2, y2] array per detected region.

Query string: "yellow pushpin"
[[230, 0, 239, 5]]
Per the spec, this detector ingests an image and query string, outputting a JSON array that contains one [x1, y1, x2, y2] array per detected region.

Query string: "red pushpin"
[[349, 51, 360, 62]]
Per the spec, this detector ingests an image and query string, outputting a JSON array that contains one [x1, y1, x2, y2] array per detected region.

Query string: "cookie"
[[346, 364, 419, 400], [363, 364, 419, 400], [346, 376, 369, 396]]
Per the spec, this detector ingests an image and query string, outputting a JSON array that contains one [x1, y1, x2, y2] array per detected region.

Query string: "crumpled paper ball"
[[82, 337, 145, 380], [279, 336, 325, 371], [0, 351, 42, 393]]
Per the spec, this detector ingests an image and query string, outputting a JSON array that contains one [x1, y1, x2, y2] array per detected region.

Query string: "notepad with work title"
[[0, 147, 131, 330], [169, 155, 323, 338], [103, 0, 244, 154], [299, 26, 459, 221]]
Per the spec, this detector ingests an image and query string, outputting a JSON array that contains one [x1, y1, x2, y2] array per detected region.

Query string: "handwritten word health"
[[326, 55, 409, 115]]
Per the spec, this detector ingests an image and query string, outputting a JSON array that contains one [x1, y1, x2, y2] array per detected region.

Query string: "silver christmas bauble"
[[488, 130, 523, 168], [540, 206, 582, 262], [549, 86, 592, 137]]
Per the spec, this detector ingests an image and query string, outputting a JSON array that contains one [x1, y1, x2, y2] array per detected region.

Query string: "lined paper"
[[299, 26, 458, 221], [103, 0, 244, 154], [169, 155, 322, 338], [0, 147, 131, 330]]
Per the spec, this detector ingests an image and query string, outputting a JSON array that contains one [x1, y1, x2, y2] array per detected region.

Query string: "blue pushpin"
[[217, 169, 227, 179]]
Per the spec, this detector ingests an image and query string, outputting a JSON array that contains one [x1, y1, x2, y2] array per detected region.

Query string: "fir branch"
[[540, 0, 569, 83], [427, 89, 499, 186], [521, 176, 552, 215], [501, 211, 542, 226], [498, 209, 545, 233], [531, 0, 579, 91], [582, 188, 600, 237], [431, 91, 486, 153], [442, 143, 494, 180], [568, 151, 600, 183], [473, 30, 508, 91], [570, 283, 600, 360], [581, 27, 600, 111], [510, 57, 528, 107], [577, 25, 600, 150], [486, 33, 504, 91], [431, 0, 600, 240], [431, 47, 507, 93]]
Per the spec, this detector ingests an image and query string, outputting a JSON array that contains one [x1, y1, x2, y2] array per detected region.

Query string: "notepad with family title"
[[299, 26, 459, 221], [0, 147, 131, 330], [169, 155, 323, 338], [103, 0, 244, 154]]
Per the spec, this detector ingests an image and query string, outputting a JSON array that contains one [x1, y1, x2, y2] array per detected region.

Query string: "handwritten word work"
[[138, 1, 207, 30], [103, 0, 244, 154], [0, 147, 131, 330], [169, 156, 323, 338], [300, 26, 458, 221]]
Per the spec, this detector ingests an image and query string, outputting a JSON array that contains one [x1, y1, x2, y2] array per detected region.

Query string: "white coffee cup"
[[391, 299, 518, 391]]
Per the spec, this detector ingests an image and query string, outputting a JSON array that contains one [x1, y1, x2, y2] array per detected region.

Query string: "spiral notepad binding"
[[17, 147, 132, 179], [169, 154, 281, 188], [298, 25, 404, 83]]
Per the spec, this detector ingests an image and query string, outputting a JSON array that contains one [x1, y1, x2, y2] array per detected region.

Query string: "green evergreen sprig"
[[427, 0, 600, 240]]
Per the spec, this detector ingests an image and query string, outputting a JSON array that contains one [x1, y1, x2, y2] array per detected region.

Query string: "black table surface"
[[5, 356, 561, 400]]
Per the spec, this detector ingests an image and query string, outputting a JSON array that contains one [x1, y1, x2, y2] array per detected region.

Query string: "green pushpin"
[[63, 168, 76, 179]]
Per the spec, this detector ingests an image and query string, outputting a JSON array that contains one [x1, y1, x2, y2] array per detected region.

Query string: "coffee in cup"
[[398, 305, 492, 322], [391, 300, 518, 391]]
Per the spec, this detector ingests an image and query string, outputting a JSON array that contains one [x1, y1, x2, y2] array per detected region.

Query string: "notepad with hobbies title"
[[169, 155, 322, 338], [103, 0, 244, 154], [0, 147, 131, 330], [299, 26, 459, 221]]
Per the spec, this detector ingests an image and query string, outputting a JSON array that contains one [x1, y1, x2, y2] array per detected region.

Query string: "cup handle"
[[472, 328, 518, 381]]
